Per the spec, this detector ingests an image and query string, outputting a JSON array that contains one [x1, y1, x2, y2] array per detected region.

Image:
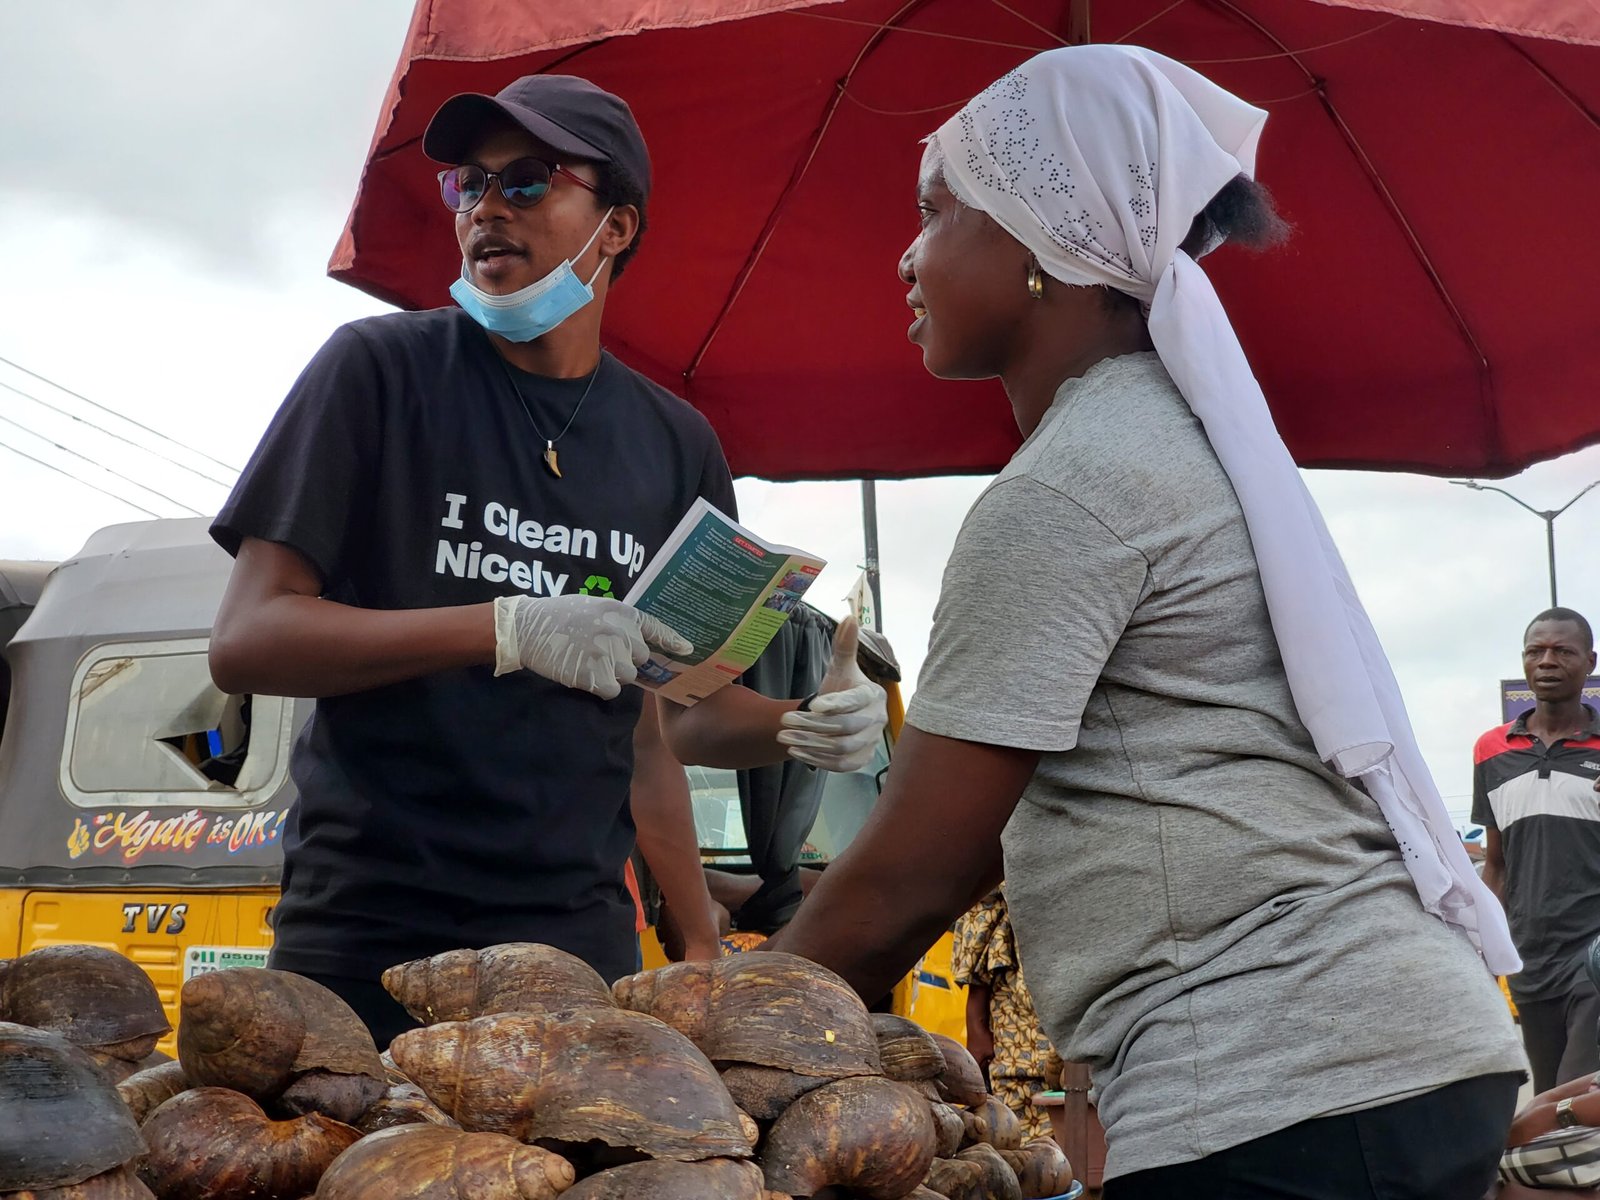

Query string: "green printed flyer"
[[623, 500, 825, 705]]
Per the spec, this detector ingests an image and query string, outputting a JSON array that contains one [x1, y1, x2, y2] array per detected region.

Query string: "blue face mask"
[[450, 208, 614, 342]]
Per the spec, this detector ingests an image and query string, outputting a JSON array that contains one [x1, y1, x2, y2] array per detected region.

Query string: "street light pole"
[[1449, 478, 1600, 608]]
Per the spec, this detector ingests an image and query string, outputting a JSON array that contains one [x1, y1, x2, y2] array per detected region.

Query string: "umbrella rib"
[[1497, 34, 1599, 130], [1209, 1, 1495, 424], [684, 0, 939, 386]]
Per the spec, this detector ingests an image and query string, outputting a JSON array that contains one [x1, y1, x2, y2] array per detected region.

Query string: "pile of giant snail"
[[0, 942, 1079, 1200]]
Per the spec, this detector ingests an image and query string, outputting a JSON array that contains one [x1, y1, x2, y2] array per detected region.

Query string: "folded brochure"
[[623, 498, 824, 705]]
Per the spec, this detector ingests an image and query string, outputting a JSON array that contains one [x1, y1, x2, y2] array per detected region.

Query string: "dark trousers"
[[296, 969, 421, 1053], [1518, 979, 1600, 1094], [1103, 1072, 1521, 1200]]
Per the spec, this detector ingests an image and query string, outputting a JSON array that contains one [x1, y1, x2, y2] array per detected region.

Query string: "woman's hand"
[[1507, 1075, 1600, 1147]]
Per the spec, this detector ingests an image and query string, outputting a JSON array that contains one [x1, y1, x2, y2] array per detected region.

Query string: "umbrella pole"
[[861, 480, 883, 631]]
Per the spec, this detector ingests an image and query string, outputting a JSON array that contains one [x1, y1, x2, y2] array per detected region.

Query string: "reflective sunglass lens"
[[440, 166, 486, 213], [499, 159, 552, 207]]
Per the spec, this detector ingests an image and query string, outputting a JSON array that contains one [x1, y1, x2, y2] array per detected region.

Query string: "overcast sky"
[[3, 1, 1597, 819]]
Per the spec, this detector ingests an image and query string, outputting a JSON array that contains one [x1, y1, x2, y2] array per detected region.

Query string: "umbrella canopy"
[[330, 0, 1600, 481]]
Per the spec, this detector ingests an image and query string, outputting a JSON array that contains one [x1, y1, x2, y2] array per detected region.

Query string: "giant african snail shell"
[[0, 945, 170, 1063], [137, 1087, 361, 1200], [313, 1124, 574, 1200], [559, 1157, 765, 1200], [115, 1059, 192, 1125], [176, 968, 385, 1124], [389, 1006, 751, 1162], [757, 1076, 937, 1200], [0, 1017, 144, 1196], [960, 1097, 1023, 1151], [717, 1063, 832, 1121], [928, 1034, 988, 1108], [382, 943, 614, 1026], [998, 1140, 1075, 1199], [5, 1164, 157, 1199], [871, 1014, 947, 1083], [611, 952, 881, 1079], [356, 1063, 463, 1135], [0, 1023, 146, 1193]]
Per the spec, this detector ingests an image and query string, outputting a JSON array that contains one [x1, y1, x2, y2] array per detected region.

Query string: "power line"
[[0, 378, 235, 490], [0, 437, 162, 519], [0, 410, 203, 516], [0, 352, 241, 477]]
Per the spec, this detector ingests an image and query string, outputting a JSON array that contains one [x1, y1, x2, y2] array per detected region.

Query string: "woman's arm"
[[763, 726, 1036, 1000]]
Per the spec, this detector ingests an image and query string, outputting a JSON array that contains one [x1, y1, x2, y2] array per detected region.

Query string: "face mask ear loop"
[[581, 207, 616, 288]]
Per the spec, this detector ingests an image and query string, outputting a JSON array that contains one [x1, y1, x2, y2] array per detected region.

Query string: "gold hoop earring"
[[1027, 261, 1045, 300]]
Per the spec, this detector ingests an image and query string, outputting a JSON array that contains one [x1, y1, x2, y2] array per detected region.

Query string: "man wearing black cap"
[[207, 75, 886, 1044]]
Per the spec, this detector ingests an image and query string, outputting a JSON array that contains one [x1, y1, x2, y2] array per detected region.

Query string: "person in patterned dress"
[[953, 886, 1055, 1139]]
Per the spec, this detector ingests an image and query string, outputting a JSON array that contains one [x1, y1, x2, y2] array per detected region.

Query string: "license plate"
[[182, 945, 269, 980]]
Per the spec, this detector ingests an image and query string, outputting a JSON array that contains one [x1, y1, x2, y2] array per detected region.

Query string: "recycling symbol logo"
[[579, 575, 615, 599]]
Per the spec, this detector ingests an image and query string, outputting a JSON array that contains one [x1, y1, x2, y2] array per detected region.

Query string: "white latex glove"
[[492, 594, 692, 700], [776, 616, 889, 772]]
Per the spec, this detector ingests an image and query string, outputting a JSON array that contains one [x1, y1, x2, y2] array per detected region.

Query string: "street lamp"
[[1448, 478, 1600, 607]]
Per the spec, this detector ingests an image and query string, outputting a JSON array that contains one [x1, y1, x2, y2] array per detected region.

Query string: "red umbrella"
[[330, 0, 1600, 481]]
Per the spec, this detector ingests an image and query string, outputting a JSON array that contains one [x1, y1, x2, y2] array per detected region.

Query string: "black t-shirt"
[[212, 308, 736, 983]]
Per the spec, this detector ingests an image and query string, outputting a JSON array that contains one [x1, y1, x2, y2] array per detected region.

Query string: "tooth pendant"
[[543, 441, 562, 479]]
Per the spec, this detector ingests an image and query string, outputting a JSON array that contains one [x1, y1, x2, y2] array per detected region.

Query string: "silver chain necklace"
[[494, 352, 602, 479]]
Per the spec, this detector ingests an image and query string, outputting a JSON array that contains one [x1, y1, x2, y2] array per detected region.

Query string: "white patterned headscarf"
[[936, 45, 1518, 973]]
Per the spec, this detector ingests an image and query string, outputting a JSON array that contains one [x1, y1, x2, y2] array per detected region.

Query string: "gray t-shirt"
[[907, 353, 1526, 1179]]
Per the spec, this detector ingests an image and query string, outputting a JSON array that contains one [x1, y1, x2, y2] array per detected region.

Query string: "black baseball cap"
[[423, 74, 651, 199]]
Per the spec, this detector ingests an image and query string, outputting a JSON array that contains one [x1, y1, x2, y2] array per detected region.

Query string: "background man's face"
[[453, 126, 604, 297], [1522, 619, 1597, 704]]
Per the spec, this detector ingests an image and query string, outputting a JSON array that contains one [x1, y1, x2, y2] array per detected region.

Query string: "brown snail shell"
[[718, 1064, 831, 1121], [612, 953, 880, 1079], [356, 1065, 462, 1135], [116, 1060, 192, 1124], [176, 969, 385, 1123], [390, 1007, 751, 1162], [955, 1143, 1022, 1200], [312, 1124, 574, 1200], [758, 1076, 937, 1200], [929, 1103, 966, 1159], [0, 946, 169, 1058], [0, 1023, 145, 1192], [561, 1158, 764, 1200], [928, 1034, 988, 1108], [382, 943, 615, 1025], [998, 1140, 1074, 1199], [871, 1014, 946, 1083], [960, 1097, 1022, 1151], [137, 1087, 360, 1200], [3, 1164, 157, 1199], [922, 1158, 987, 1200]]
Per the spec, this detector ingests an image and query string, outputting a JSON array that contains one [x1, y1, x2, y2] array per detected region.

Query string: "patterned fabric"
[[954, 888, 1055, 1139], [1501, 1126, 1600, 1188]]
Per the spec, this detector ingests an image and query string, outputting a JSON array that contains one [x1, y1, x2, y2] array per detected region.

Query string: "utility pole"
[[1449, 478, 1600, 608], [860, 480, 883, 630]]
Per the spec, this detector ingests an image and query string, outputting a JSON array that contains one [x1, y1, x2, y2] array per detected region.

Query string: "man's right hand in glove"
[[493, 594, 692, 700]]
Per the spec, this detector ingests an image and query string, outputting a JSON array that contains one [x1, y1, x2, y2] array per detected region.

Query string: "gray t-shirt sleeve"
[[907, 475, 1149, 752]]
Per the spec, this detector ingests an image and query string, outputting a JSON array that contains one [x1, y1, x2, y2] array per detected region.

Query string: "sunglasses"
[[437, 157, 598, 214]]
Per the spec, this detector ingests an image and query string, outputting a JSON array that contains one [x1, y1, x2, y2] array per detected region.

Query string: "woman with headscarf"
[[766, 45, 1527, 1198]]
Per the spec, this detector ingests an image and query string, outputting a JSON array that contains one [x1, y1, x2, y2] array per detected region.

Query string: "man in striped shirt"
[[1475, 607, 1600, 1092]]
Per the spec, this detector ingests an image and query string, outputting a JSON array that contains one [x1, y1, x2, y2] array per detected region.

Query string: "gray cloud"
[[0, 0, 415, 281]]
